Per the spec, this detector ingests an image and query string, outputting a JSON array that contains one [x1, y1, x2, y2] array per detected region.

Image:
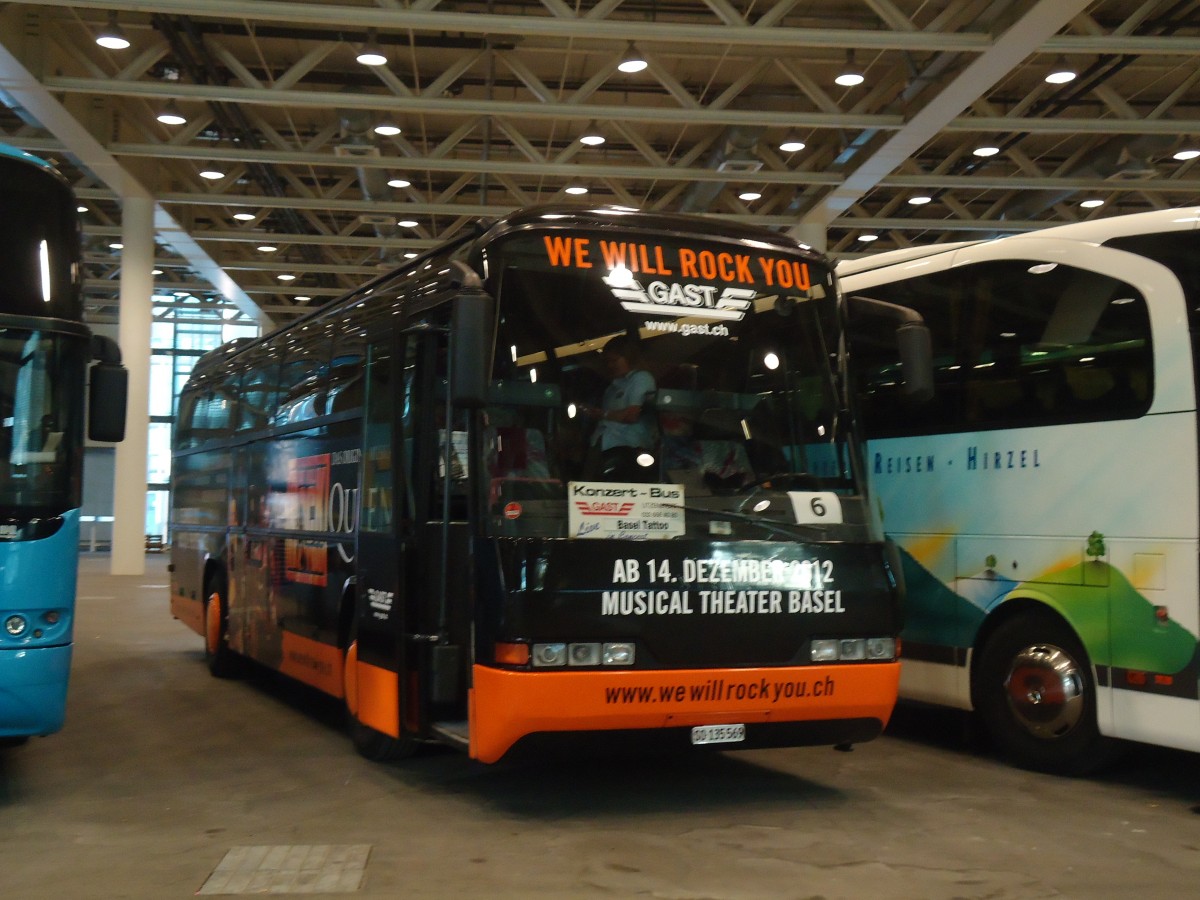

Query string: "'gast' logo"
[[603, 273, 756, 321]]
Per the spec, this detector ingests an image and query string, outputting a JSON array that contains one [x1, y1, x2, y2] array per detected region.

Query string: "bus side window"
[[329, 327, 367, 414], [275, 330, 332, 425], [362, 337, 396, 534], [237, 351, 282, 432], [855, 260, 1152, 437], [176, 379, 235, 448]]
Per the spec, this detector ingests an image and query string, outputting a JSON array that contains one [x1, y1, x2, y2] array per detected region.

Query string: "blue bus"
[[0, 146, 127, 745]]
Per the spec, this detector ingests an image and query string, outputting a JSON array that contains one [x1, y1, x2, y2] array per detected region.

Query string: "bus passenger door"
[[353, 333, 410, 741], [398, 326, 472, 736]]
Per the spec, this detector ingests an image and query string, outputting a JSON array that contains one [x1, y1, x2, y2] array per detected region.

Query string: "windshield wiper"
[[660, 502, 827, 541]]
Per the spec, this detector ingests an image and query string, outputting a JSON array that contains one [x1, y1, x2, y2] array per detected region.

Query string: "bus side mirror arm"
[[847, 294, 934, 403], [450, 289, 495, 408], [88, 335, 128, 443]]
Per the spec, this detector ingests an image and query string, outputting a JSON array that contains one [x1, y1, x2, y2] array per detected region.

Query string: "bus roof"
[[837, 207, 1200, 279], [487, 204, 825, 258], [836, 242, 978, 277], [0, 143, 71, 186]]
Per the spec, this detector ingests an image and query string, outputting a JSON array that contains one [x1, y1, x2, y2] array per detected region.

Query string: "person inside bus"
[[581, 334, 657, 482]]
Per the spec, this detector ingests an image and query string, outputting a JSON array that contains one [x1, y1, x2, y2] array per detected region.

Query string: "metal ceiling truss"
[[0, 0, 1197, 326]]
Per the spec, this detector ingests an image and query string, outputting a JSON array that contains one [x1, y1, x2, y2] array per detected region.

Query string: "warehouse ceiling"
[[0, 0, 1198, 329]]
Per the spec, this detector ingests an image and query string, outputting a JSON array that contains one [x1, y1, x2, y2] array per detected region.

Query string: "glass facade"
[[140, 306, 259, 542]]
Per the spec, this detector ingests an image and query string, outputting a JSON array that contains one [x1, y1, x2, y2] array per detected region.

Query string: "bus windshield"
[[480, 229, 850, 540], [0, 326, 85, 516]]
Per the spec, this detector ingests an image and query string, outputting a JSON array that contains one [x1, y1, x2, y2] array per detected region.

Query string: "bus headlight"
[[5, 614, 28, 636], [866, 638, 896, 660], [810, 636, 896, 662], [602, 642, 635, 666], [568, 643, 601, 666], [532, 643, 567, 667], [839, 639, 867, 661], [810, 639, 839, 662]]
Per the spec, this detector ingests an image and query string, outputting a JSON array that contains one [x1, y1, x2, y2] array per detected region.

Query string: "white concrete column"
[[110, 195, 154, 575]]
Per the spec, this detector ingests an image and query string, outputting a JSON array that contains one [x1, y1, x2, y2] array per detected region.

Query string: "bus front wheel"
[[975, 612, 1117, 775], [204, 574, 241, 679]]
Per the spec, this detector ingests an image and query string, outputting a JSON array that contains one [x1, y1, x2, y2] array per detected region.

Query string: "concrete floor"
[[3, 554, 1200, 899]]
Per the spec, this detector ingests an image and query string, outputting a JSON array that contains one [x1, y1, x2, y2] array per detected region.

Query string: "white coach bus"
[[840, 208, 1200, 773]]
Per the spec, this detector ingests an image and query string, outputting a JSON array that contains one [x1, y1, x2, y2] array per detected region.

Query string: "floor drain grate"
[[198, 844, 371, 895]]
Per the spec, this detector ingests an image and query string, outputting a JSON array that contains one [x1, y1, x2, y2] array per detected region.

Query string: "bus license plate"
[[690, 724, 746, 746]]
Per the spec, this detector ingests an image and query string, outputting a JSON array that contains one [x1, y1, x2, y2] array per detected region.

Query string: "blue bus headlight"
[[5, 614, 28, 636]]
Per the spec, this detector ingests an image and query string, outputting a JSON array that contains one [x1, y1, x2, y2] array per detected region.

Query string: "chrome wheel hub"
[[1003, 644, 1085, 739]]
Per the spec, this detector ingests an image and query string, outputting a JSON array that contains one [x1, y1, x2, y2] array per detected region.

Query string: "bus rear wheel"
[[343, 636, 418, 762], [975, 612, 1118, 775], [204, 574, 241, 679]]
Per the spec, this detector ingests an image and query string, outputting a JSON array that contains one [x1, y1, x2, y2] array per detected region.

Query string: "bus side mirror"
[[89, 335, 128, 442], [450, 289, 494, 408], [847, 295, 934, 404], [895, 322, 933, 404]]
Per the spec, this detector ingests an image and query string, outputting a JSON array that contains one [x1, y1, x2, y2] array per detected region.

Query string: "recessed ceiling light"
[[908, 195, 932, 205], [109, 242, 124, 250], [779, 139, 806, 153], [257, 245, 278, 253], [199, 165, 224, 180], [233, 212, 256, 221], [77, 205, 89, 213], [857, 234, 879, 242], [396, 219, 418, 228], [294, 296, 312, 303], [1045, 57, 1077, 84], [1080, 199, 1105, 209], [565, 185, 588, 195], [277, 273, 296, 281], [388, 178, 411, 189], [374, 124, 401, 136], [739, 191, 762, 201], [973, 145, 1001, 157], [1174, 149, 1200, 161]]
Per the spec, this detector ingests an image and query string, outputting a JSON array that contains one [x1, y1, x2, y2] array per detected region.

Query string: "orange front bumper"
[[468, 661, 900, 763]]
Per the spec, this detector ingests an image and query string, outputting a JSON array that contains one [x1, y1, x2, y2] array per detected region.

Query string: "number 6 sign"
[[787, 491, 843, 525]]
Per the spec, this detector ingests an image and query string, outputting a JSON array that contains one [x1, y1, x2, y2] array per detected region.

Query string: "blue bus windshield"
[[0, 327, 86, 517]]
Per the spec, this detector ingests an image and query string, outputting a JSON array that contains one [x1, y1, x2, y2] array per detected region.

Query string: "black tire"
[[203, 573, 241, 679], [343, 630, 419, 762], [348, 714, 420, 762], [974, 611, 1121, 775]]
